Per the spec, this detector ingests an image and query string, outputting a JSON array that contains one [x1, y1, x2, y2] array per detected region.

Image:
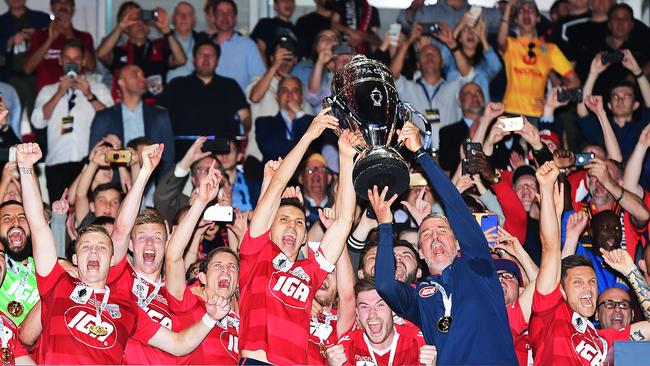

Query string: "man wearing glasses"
[[298, 153, 331, 228], [595, 287, 634, 331]]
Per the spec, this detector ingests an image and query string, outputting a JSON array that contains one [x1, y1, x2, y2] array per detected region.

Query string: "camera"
[[139, 10, 158, 22], [575, 153, 595, 166], [421, 23, 440, 36], [557, 88, 583, 103], [63, 63, 79, 78], [105, 150, 132, 164], [278, 35, 295, 54], [601, 51, 623, 65]]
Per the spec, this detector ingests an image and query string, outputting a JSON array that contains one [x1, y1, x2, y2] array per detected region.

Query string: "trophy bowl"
[[328, 55, 410, 201]]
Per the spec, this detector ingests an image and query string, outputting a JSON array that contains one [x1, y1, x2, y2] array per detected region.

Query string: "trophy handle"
[[397, 101, 433, 152], [322, 96, 365, 153]]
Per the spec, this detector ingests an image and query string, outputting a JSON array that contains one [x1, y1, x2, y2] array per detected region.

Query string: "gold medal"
[[6, 301, 23, 318], [89, 324, 108, 336], [437, 316, 452, 333], [0, 347, 13, 364], [319, 342, 327, 359]]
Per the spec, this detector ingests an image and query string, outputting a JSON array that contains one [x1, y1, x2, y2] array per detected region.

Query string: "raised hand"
[[102, 134, 122, 150], [91, 144, 110, 167], [545, 87, 569, 110], [318, 207, 336, 229], [600, 248, 636, 276], [433, 22, 456, 48], [52, 188, 70, 215], [452, 174, 474, 194], [565, 211, 588, 239], [2, 162, 19, 181], [16, 143, 43, 167], [621, 49, 642, 75], [179, 136, 212, 171], [338, 129, 361, 159], [153, 7, 170, 33], [141, 143, 164, 173], [282, 186, 304, 204], [590, 53, 609, 75], [495, 226, 523, 257], [401, 187, 432, 226], [305, 107, 339, 141], [467, 151, 496, 182], [553, 149, 575, 169], [585, 158, 614, 187], [584, 95, 605, 115], [397, 122, 423, 153], [0, 97, 8, 127], [638, 123, 650, 148], [226, 209, 249, 241], [197, 161, 222, 204], [514, 118, 543, 150], [117, 7, 140, 32], [326, 344, 347, 366], [419, 344, 438, 366], [367, 185, 398, 224], [552, 179, 565, 219], [535, 161, 559, 191], [205, 295, 231, 322], [482, 102, 505, 121], [264, 158, 282, 180], [509, 150, 526, 170]]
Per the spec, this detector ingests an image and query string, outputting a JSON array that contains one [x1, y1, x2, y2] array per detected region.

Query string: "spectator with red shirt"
[[96, 1, 186, 103], [164, 163, 242, 364], [23, 0, 95, 93], [326, 278, 434, 366], [16, 142, 232, 364], [237, 111, 356, 365]]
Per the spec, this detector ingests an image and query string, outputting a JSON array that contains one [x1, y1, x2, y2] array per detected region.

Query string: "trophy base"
[[353, 147, 409, 201]]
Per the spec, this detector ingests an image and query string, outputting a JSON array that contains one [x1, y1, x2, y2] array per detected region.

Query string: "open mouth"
[[610, 315, 624, 326], [217, 277, 230, 289], [143, 250, 156, 264], [282, 232, 297, 248], [579, 294, 593, 308], [395, 263, 406, 280], [319, 280, 330, 291], [87, 259, 100, 272], [432, 242, 446, 257], [367, 320, 383, 334], [7, 227, 25, 247]]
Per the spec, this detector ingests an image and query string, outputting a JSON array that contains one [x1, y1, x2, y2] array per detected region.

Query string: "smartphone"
[[365, 207, 377, 220], [463, 140, 482, 157], [278, 36, 295, 53], [574, 152, 595, 166], [601, 50, 623, 65], [474, 213, 498, 246], [421, 23, 440, 36], [139, 10, 159, 22], [62, 63, 79, 78], [105, 150, 132, 164], [409, 172, 428, 187], [202, 137, 230, 155], [332, 43, 355, 55], [0, 147, 16, 162], [557, 88, 583, 103], [467, 6, 483, 26], [204, 205, 234, 223], [498, 116, 524, 132], [389, 23, 401, 47]]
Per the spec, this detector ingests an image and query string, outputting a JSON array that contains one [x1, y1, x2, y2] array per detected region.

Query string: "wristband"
[[449, 44, 460, 53], [413, 147, 427, 159], [634, 70, 644, 79], [164, 30, 174, 38], [86, 93, 97, 102], [202, 313, 218, 328], [500, 18, 509, 23]]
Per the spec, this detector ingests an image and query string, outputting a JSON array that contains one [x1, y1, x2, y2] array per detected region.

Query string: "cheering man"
[[238, 109, 356, 364], [373, 122, 517, 364]]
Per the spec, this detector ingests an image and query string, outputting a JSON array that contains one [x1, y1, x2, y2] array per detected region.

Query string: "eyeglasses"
[[306, 166, 328, 175], [597, 299, 631, 310], [527, 43, 536, 59], [191, 167, 210, 176], [497, 272, 517, 281]]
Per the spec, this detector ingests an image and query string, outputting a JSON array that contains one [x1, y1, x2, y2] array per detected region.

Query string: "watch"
[[86, 93, 97, 102]]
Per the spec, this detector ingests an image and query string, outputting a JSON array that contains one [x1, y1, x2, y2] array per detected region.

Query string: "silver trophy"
[[324, 55, 431, 200]]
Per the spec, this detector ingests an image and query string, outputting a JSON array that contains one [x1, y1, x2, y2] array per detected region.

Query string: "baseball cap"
[[512, 165, 536, 186], [305, 153, 328, 168], [494, 259, 523, 286], [539, 129, 560, 148]]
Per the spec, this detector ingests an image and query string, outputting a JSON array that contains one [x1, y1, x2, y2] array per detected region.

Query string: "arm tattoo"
[[627, 268, 650, 320], [631, 330, 646, 341], [19, 167, 32, 175]]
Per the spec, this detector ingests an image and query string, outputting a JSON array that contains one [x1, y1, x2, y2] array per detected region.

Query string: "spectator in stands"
[[372, 122, 517, 364], [497, 0, 579, 120], [391, 23, 476, 150], [295, 0, 335, 60], [0, 95, 21, 148], [299, 153, 332, 228], [331, 0, 381, 55], [596, 286, 634, 330], [0, 81, 22, 139], [89, 64, 175, 175], [256, 76, 315, 164], [23, 0, 95, 93], [167, 1, 208, 82], [158, 40, 249, 159], [397, 0, 502, 34], [250, 0, 297, 62], [207, 0, 265, 92], [0, 0, 50, 114], [31, 39, 113, 201], [215, 137, 252, 212], [97, 1, 186, 102], [549, 0, 591, 56]]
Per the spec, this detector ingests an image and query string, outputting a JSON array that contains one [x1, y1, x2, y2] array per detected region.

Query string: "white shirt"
[[31, 74, 113, 166], [396, 68, 475, 150]]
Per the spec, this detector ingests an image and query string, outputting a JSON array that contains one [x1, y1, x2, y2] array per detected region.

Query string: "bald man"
[[596, 287, 635, 330]]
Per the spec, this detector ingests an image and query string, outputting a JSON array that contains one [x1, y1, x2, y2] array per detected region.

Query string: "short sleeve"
[[240, 229, 270, 255], [597, 326, 630, 348], [11, 327, 28, 359], [106, 256, 129, 284], [506, 301, 528, 336], [306, 242, 335, 290], [27, 30, 47, 53], [532, 284, 563, 314], [131, 305, 163, 344], [549, 44, 574, 77], [168, 286, 201, 314], [80, 32, 95, 53], [36, 261, 68, 297]]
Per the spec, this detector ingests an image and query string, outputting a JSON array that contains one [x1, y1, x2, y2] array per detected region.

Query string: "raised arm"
[[577, 55, 608, 118], [583, 95, 623, 162], [370, 185, 422, 326], [320, 130, 357, 264], [249, 108, 338, 237], [621, 50, 650, 108], [335, 247, 356, 337], [535, 161, 562, 295], [111, 144, 163, 263], [16, 143, 56, 276], [623, 124, 650, 198], [561, 211, 589, 259], [74, 143, 110, 225], [165, 163, 221, 300], [96, 8, 139, 66], [497, 0, 515, 53]]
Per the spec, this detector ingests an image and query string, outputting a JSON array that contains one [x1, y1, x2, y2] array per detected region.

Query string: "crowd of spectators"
[[0, 0, 649, 364]]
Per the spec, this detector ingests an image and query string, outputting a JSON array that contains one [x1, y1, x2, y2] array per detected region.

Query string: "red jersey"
[[239, 230, 334, 365], [27, 29, 95, 92], [308, 310, 338, 365], [338, 324, 425, 366], [506, 300, 532, 366], [35, 259, 161, 364], [168, 284, 239, 365], [0, 311, 28, 364], [122, 269, 178, 365], [529, 285, 608, 366]]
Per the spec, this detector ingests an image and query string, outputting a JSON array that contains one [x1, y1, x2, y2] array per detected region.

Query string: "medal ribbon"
[[431, 282, 452, 319], [362, 327, 399, 366], [0, 317, 8, 348], [6, 258, 31, 295], [136, 276, 163, 309], [93, 286, 110, 325], [417, 79, 443, 109]]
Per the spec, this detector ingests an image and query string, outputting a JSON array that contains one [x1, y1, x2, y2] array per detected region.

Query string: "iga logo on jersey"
[[64, 306, 117, 349], [418, 286, 438, 298], [269, 271, 312, 309]]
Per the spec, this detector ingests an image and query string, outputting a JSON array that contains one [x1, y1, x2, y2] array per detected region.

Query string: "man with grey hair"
[[167, 1, 207, 81], [370, 121, 517, 364]]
